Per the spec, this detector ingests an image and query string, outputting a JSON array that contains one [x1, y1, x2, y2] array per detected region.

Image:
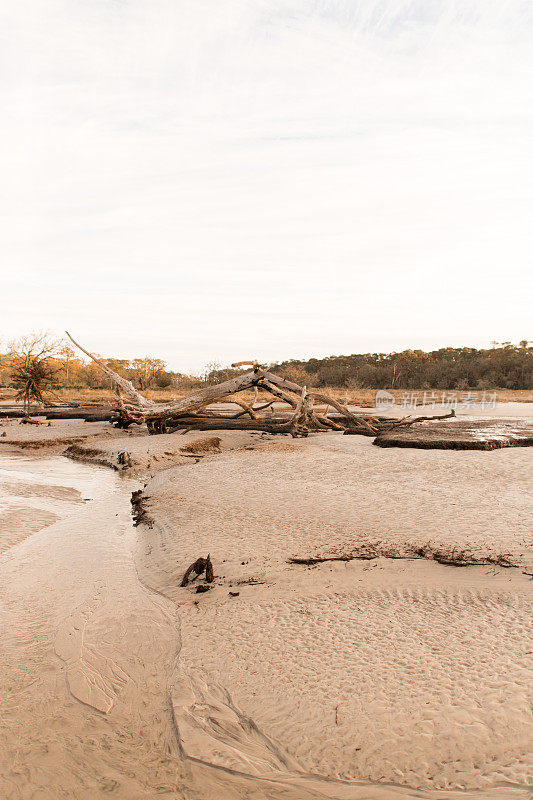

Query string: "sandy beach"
[[3, 0, 532, 794], [0, 406, 531, 799]]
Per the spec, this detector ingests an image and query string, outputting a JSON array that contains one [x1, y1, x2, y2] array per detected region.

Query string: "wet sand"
[[0, 409, 531, 799], [0, 453, 118, 552]]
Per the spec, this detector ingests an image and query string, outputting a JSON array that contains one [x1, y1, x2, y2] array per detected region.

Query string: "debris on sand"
[[180, 437, 222, 455], [131, 489, 153, 528], [181, 554, 214, 587], [64, 332, 458, 438]]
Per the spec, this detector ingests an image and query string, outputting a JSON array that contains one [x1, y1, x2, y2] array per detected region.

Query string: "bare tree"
[[9, 332, 61, 415]]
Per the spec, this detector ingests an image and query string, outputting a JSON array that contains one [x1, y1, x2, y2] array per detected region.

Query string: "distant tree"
[[155, 371, 173, 388], [277, 363, 311, 385], [58, 344, 76, 388], [130, 357, 166, 390]]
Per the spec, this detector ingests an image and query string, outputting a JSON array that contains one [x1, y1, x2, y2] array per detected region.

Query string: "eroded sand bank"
[[0, 412, 531, 799]]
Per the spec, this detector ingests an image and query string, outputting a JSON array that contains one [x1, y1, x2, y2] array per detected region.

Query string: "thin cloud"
[[1, 1, 531, 369]]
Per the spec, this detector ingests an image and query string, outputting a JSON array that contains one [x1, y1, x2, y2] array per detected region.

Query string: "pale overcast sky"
[[1, 1, 532, 371]]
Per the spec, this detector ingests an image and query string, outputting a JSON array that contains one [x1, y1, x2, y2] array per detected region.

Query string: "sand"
[[0, 406, 531, 799], [0, 418, 115, 448], [135, 433, 532, 794]]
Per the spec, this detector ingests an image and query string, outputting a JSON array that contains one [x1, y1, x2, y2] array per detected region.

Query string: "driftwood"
[[289, 545, 519, 569], [64, 334, 464, 438], [66, 332, 153, 409], [47, 408, 117, 422], [181, 554, 214, 587], [161, 416, 308, 434], [0, 405, 116, 421], [344, 409, 456, 435]]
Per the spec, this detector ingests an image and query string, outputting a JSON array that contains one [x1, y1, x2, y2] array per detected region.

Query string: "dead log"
[[144, 371, 260, 422], [0, 407, 32, 419], [66, 332, 153, 409], [152, 416, 304, 434], [344, 409, 456, 435], [399, 409, 455, 425], [67, 334, 270, 424], [46, 409, 117, 421], [0, 405, 118, 422], [63, 337, 460, 438]]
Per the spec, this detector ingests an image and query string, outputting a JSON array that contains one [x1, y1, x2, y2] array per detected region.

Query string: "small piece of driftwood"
[[181, 554, 214, 586]]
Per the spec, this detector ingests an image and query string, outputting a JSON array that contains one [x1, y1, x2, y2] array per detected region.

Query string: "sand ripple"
[[176, 586, 532, 791]]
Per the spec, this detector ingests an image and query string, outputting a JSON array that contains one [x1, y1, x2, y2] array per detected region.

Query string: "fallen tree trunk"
[[150, 415, 307, 434], [0, 407, 41, 419], [0, 405, 117, 421], [143, 371, 260, 422], [66, 333, 263, 423], [65, 335, 463, 437], [66, 332, 154, 409], [45, 408, 117, 421]]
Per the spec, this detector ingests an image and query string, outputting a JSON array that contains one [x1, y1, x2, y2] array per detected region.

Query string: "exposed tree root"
[[181, 554, 214, 587]]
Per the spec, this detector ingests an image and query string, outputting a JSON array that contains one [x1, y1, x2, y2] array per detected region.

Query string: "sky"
[[1, 0, 532, 372]]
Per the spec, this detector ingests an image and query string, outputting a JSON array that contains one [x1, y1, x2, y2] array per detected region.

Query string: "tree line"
[[0, 333, 200, 393], [1, 334, 531, 394], [207, 342, 533, 390]]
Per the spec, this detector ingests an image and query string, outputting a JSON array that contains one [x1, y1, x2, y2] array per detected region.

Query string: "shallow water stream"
[[0, 453, 189, 799], [0, 453, 127, 551]]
